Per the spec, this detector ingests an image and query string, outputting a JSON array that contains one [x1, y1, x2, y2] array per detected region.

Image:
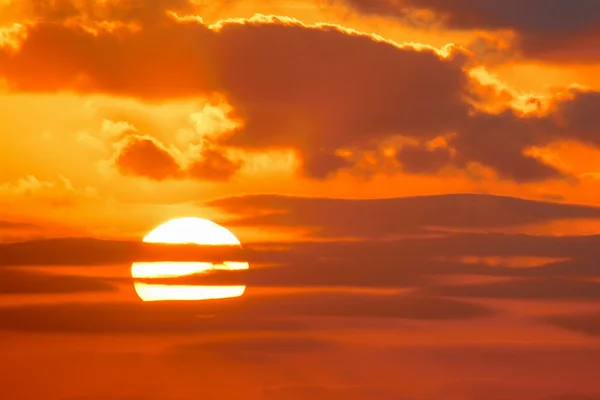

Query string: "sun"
[[142, 217, 242, 245], [131, 217, 249, 302]]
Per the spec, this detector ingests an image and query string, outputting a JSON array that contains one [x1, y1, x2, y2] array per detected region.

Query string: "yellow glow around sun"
[[131, 217, 249, 302]]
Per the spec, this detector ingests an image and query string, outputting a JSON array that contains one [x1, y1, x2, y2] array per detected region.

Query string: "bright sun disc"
[[143, 217, 242, 245], [131, 217, 249, 302]]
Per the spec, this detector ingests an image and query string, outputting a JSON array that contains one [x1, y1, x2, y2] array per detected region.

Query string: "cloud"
[[186, 146, 242, 181], [111, 133, 242, 181], [330, 0, 600, 63], [544, 396, 600, 400], [64, 397, 184, 400], [0, 292, 492, 333], [0, 300, 303, 333], [549, 90, 600, 147], [0, 219, 44, 242], [431, 379, 544, 400], [169, 335, 336, 364], [396, 144, 454, 174], [0, 267, 118, 294], [0, 238, 247, 266], [449, 110, 573, 183], [2, 8, 596, 182], [4, 228, 600, 291], [429, 277, 600, 300], [173, 335, 334, 355], [0, 220, 38, 229], [1, 0, 195, 25], [543, 311, 600, 337], [431, 378, 600, 400], [236, 292, 493, 320], [145, 260, 427, 288], [167, 255, 600, 290], [0, 217, 81, 243], [3, 232, 600, 288], [0, 175, 98, 207], [114, 135, 184, 180], [207, 193, 600, 238], [262, 385, 411, 400]]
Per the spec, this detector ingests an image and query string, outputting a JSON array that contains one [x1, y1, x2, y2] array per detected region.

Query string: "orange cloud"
[[115, 135, 183, 180], [397, 143, 453, 174], [187, 146, 242, 181], [112, 133, 242, 181], [0, 293, 492, 333], [0, 267, 118, 294], [2, 3, 600, 182], [0, 175, 98, 207], [207, 193, 600, 238]]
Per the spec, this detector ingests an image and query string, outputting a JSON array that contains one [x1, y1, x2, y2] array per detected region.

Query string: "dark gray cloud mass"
[[332, 0, 600, 62]]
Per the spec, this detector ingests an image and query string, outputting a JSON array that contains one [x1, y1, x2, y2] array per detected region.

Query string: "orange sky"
[[2, 0, 600, 240], [2, 1, 600, 399]]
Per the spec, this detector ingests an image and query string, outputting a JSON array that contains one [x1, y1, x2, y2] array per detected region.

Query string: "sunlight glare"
[[132, 217, 249, 302]]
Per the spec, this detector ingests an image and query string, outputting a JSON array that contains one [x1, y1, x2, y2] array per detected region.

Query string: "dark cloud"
[[211, 18, 474, 179], [64, 397, 185, 400], [332, 0, 600, 63], [187, 146, 242, 181], [0, 292, 492, 332], [159, 258, 600, 291], [336, 0, 600, 33], [0, 300, 303, 333], [429, 277, 600, 300], [431, 379, 545, 400], [396, 144, 453, 174], [207, 193, 600, 238], [4, 229, 600, 297], [0, 220, 39, 229], [264, 380, 600, 400], [0, 267, 118, 294], [113, 135, 241, 181], [550, 90, 600, 147], [170, 335, 336, 364], [173, 335, 334, 355], [262, 385, 411, 400], [449, 111, 569, 183], [64, 398, 174, 400], [141, 260, 427, 288], [431, 378, 600, 400], [301, 149, 354, 180], [540, 257, 600, 277], [210, 292, 493, 320], [115, 135, 183, 181], [0, 238, 246, 266], [1, 9, 593, 181], [543, 311, 600, 337]]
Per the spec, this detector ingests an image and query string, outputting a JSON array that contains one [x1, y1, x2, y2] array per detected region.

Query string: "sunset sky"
[[3, 1, 600, 399]]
